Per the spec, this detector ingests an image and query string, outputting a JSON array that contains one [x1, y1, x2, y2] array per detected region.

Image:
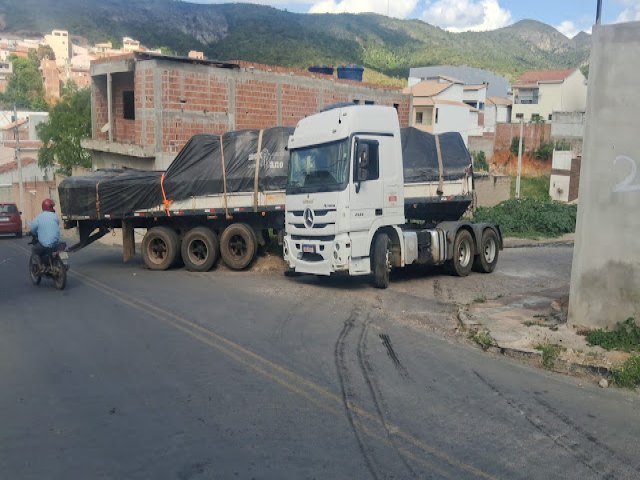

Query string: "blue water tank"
[[308, 65, 334, 75], [337, 64, 364, 81]]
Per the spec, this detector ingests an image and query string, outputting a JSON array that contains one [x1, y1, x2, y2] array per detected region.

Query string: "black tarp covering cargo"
[[400, 127, 471, 183], [163, 127, 292, 199], [58, 169, 163, 218], [59, 127, 294, 218]]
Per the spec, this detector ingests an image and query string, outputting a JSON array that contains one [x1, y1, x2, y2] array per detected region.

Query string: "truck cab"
[[283, 105, 405, 278], [283, 104, 501, 287]]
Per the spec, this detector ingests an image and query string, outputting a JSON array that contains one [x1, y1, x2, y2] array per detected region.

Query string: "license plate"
[[0, 217, 8, 222], [59, 252, 69, 260], [302, 244, 315, 253]]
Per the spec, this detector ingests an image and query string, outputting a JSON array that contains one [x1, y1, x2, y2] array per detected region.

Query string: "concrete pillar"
[[568, 21, 640, 328]]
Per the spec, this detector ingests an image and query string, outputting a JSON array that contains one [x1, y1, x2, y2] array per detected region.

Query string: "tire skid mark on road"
[[334, 308, 382, 479], [357, 316, 419, 478], [532, 395, 640, 476], [472, 370, 633, 479], [30, 261, 498, 480]]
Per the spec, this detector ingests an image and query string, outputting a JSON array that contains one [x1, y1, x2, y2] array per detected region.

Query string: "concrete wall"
[[569, 21, 640, 328], [474, 173, 511, 207], [468, 136, 494, 161], [549, 150, 579, 203], [551, 111, 585, 138]]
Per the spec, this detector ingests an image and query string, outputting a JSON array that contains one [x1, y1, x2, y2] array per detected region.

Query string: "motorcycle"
[[27, 233, 69, 290]]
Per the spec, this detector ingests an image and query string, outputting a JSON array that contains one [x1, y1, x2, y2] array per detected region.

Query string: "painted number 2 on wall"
[[612, 155, 640, 193]]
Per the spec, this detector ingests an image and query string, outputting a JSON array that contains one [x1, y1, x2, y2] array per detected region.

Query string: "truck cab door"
[[350, 137, 384, 234]]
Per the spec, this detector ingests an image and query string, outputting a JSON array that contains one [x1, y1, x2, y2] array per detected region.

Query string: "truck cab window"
[[355, 140, 379, 182]]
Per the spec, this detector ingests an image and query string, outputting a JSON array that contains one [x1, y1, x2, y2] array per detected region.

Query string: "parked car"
[[0, 203, 22, 238]]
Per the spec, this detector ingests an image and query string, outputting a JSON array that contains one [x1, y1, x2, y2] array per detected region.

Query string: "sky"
[[191, 0, 640, 38]]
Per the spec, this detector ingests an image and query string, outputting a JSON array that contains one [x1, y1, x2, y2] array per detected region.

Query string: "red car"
[[0, 202, 23, 238]]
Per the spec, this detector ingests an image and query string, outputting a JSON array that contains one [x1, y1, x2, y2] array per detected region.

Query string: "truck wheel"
[[220, 223, 257, 270], [142, 226, 179, 271], [446, 229, 474, 277], [372, 233, 391, 289], [181, 227, 219, 272], [473, 229, 499, 273]]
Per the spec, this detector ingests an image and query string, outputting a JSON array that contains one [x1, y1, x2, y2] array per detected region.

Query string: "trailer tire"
[[142, 226, 179, 271], [371, 233, 391, 289], [473, 228, 499, 273], [181, 227, 219, 272], [220, 223, 257, 270], [445, 229, 474, 277]]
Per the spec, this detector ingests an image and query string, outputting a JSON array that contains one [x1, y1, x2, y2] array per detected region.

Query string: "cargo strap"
[[95, 181, 101, 218], [220, 134, 231, 220], [160, 173, 172, 216], [253, 129, 263, 213], [435, 134, 444, 195]]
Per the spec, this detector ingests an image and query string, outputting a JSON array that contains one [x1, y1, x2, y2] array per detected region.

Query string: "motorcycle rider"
[[28, 198, 60, 264]]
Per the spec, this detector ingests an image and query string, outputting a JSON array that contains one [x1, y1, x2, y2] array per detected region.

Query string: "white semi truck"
[[283, 104, 502, 288]]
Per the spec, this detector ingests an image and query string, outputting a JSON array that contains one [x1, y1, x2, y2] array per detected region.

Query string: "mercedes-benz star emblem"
[[303, 208, 315, 229]]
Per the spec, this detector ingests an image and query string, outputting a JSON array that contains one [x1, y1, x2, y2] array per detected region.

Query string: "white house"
[[511, 68, 587, 123], [484, 96, 512, 133], [404, 79, 472, 145]]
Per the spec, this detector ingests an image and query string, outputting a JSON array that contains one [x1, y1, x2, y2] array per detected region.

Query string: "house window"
[[515, 113, 524, 120], [393, 103, 399, 111], [353, 99, 360, 105], [123, 91, 135, 120], [364, 100, 374, 105], [435, 108, 439, 124], [416, 112, 424, 124], [548, 114, 553, 121]]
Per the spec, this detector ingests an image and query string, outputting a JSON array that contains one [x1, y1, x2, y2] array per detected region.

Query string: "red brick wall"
[[112, 72, 136, 145], [90, 59, 410, 157], [93, 76, 108, 141], [235, 79, 278, 129], [494, 123, 551, 153], [162, 117, 228, 153]]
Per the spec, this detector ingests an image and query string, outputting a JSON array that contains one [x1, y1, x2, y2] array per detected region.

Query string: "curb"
[[456, 306, 613, 382], [503, 238, 574, 249]]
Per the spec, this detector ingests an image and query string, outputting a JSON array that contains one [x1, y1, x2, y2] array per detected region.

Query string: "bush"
[[586, 318, 640, 352], [534, 142, 554, 161], [510, 175, 550, 200], [473, 198, 577, 238], [471, 150, 489, 171], [510, 137, 524, 156], [612, 356, 640, 389]]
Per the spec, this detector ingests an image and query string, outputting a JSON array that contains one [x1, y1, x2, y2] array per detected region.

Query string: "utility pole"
[[596, 0, 603, 25], [13, 104, 24, 224], [516, 118, 523, 198]]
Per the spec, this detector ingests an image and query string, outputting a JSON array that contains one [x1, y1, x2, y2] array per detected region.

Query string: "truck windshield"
[[287, 138, 350, 194]]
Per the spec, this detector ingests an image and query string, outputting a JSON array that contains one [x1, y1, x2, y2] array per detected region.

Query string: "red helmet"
[[42, 198, 55, 212]]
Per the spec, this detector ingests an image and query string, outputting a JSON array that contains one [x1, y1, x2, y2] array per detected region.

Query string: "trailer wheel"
[[371, 233, 391, 289], [181, 227, 219, 272], [445, 229, 474, 277], [220, 223, 257, 270], [142, 226, 179, 271], [473, 229, 499, 274]]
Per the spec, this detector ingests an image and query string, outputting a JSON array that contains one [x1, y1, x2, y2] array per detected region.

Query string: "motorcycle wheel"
[[29, 255, 41, 286], [53, 259, 67, 290]]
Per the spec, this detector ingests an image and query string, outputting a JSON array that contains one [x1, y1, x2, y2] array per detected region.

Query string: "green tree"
[[0, 52, 48, 110], [36, 83, 92, 175]]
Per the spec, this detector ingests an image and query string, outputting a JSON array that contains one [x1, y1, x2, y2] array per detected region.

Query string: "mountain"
[[0, 0, 590, 80]]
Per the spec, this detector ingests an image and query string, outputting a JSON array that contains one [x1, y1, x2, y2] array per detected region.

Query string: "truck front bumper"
[[283, 233, 352, 276]]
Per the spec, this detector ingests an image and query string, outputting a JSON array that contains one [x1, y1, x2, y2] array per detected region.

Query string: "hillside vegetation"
[[0, 0, 590, 80]]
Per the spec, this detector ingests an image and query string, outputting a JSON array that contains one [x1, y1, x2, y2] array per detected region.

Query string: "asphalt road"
[[1, 237, 638, 480]]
